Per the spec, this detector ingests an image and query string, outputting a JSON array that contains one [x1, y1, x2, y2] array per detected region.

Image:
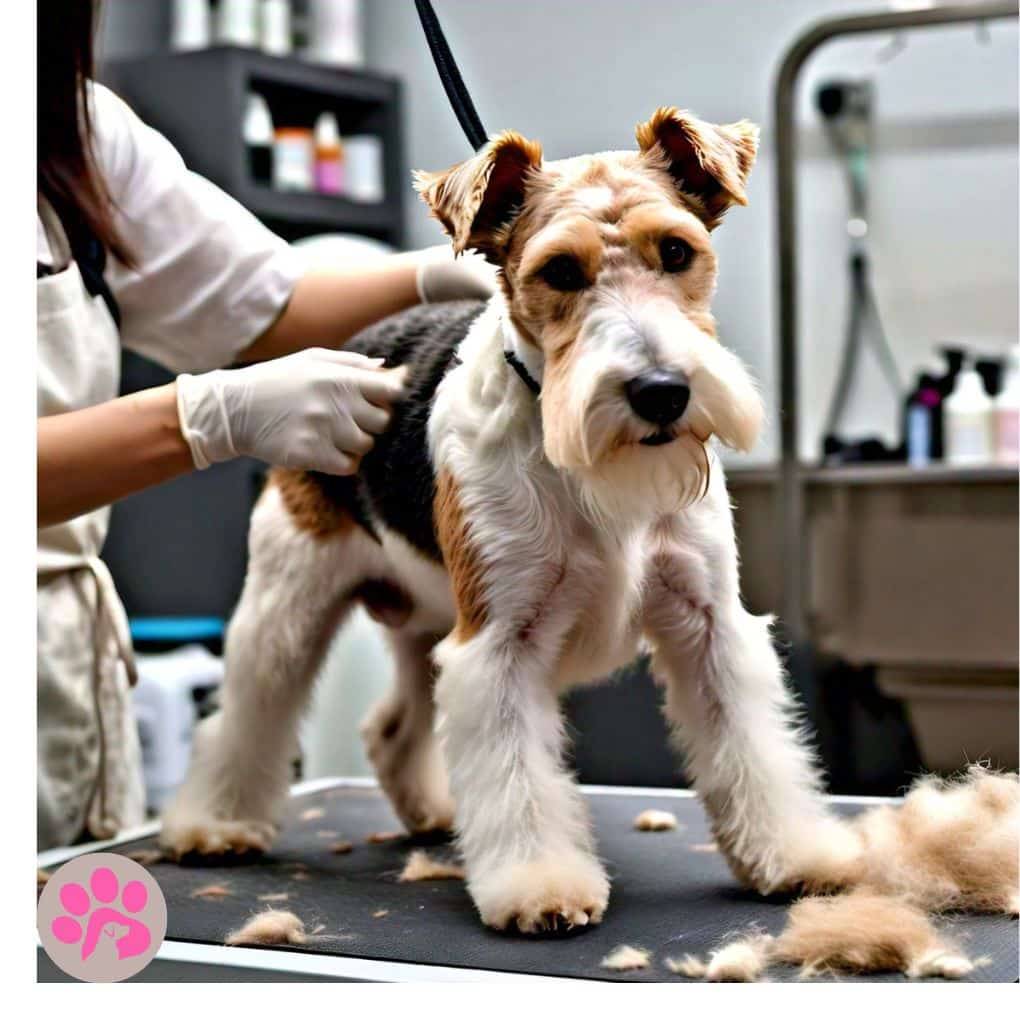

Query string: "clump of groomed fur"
[[191, 883, 232, 900], [634, 809, 679, 832], [225, 909, 307, 947], [600, 945, 651, 971], [398, 849, 465, 882], [367, 830, 403, 844], [680, 895, 983, 983], [704, 933, 774, 982], [665, 954, 708, 978], [850, 766, 1018, 914], [126, 848, 165, 867], [773, 891, 981, 980]]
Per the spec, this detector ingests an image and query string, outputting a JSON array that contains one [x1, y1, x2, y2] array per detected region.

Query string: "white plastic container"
[[217, 0, 259, 47], [343, 135, 384, 202], [306, 0, 363, 66], [243, 93, 274, 184], [172, 0, 212, 51], [132, 645, 224, 812], [993, 350, 1020, 466], [945, 362, 994, 465], [273, 127, 314, 192], [260, 0, 292, 56]]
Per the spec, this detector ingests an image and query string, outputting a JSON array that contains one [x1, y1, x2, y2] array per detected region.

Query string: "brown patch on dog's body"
[[434, 470, 488, 642], [271, 468, 355, 540]]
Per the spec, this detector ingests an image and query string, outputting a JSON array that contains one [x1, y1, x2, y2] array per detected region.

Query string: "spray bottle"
[[993, 348, 1020, 466], [945, 358, 994, 466]]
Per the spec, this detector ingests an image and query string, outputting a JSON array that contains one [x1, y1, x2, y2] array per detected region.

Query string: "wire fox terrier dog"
[[163, 107, 863, 933]]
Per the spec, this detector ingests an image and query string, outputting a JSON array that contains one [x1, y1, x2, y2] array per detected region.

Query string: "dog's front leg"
[[433, 609, 609, 933], [432, 475, 608, 932], [642, 503, 862, 897]]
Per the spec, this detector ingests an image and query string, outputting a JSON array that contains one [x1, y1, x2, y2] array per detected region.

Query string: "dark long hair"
[[37, 0, 133, 264]]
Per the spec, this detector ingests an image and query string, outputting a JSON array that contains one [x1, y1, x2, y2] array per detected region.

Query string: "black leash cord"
[[414, 0, 488, 151]]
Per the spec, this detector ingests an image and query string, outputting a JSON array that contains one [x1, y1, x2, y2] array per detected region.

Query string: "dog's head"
[[415, 107, 764, 518]]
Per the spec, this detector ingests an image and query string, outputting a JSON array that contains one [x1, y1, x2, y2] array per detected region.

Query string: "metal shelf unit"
[[773, 1, 1019, 641], [102, 46, 405, 245]]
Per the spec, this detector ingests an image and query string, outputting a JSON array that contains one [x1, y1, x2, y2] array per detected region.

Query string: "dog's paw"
[[386, 782, 456, 836], [159, 817, 277, 859], [470, 852, 610, 935], [738, 819, 865, 897], [362, 701, 455, 835]]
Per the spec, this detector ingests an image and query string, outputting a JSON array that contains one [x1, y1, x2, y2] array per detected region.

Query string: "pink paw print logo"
[[38, 852, 167, 982]]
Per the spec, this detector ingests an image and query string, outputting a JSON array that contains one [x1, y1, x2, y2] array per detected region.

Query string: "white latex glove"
[[415, 244, 499, 303], [176, 348, 405, 475]]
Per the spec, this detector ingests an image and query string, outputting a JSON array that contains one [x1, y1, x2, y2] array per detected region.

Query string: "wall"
[[97, 1, 1018, 459], [363, 0, 1018, 461]]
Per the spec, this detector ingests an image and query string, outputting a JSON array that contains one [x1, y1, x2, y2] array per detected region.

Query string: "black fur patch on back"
[[307, 299, 486, 561]]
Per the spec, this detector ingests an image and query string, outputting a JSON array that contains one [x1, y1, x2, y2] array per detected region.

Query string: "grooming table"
[[37, 779, 1018, 983]]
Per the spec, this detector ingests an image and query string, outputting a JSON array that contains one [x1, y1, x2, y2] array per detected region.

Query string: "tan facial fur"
[[416, 108, 763, 517]]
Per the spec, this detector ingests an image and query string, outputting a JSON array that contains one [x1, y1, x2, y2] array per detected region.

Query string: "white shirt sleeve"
[[93, 83, 304, 374]]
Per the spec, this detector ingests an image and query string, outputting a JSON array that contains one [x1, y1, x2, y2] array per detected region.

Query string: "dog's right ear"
[[413, 131, 543, 259]]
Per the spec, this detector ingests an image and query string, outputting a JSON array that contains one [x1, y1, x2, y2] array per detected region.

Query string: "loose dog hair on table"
[[161, 108, 1016, 936]]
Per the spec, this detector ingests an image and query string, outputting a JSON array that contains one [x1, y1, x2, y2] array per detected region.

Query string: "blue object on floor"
[[129, 617, 225, 643]]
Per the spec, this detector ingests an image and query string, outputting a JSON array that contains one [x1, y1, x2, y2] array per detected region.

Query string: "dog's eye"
[[538, 254, 587, 292], [660, 237, 694, 273]]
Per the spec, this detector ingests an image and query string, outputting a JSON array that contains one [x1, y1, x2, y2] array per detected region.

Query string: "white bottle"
[[944, 361, 994, 465], [343, 135, 384, 202], [307, 0, 363, 66], [993, 350, 1020, 466], [217, 0, 259, 47], [172, 0, 211, 51], [260, 0, 292, 56], [243, 94, 274, 184]]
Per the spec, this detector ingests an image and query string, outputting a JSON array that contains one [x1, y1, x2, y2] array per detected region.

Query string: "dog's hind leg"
[[641, 483, 862, 897], [361, 631, 454, 834], [160, 473, 376, 858]]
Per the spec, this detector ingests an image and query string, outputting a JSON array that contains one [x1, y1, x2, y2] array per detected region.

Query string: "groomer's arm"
[[239, 255, 421, 362], [37, 385, 192, 529], [38, 349, 404, 529], [238, 248, 497, 363]]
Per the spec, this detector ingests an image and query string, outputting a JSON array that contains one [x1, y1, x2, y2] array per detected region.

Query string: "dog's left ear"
[[636, 107, 759, 227], [413, 131, 544, 259]]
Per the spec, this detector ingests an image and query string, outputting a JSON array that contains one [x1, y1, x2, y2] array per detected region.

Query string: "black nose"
[[625, 371, 691, 426]]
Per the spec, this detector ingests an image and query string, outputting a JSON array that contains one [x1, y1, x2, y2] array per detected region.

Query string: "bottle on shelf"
[[171, 0, 212, 52], [904, 371, 942, 467], [343, 135, 384, 203], [931, 346, 967, 459], [260, 0, 293, 57], [217, 0, 259, 47], [993, 348, 1020, 467], [306, 0, 364, 67], [273, 127, 315, 192], [944, 358, 994, 466], [243, 94, 274, 185], [313, 112, 344, 196]]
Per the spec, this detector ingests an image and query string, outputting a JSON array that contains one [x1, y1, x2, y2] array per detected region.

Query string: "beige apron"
[[37, 200, 144, 849]]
